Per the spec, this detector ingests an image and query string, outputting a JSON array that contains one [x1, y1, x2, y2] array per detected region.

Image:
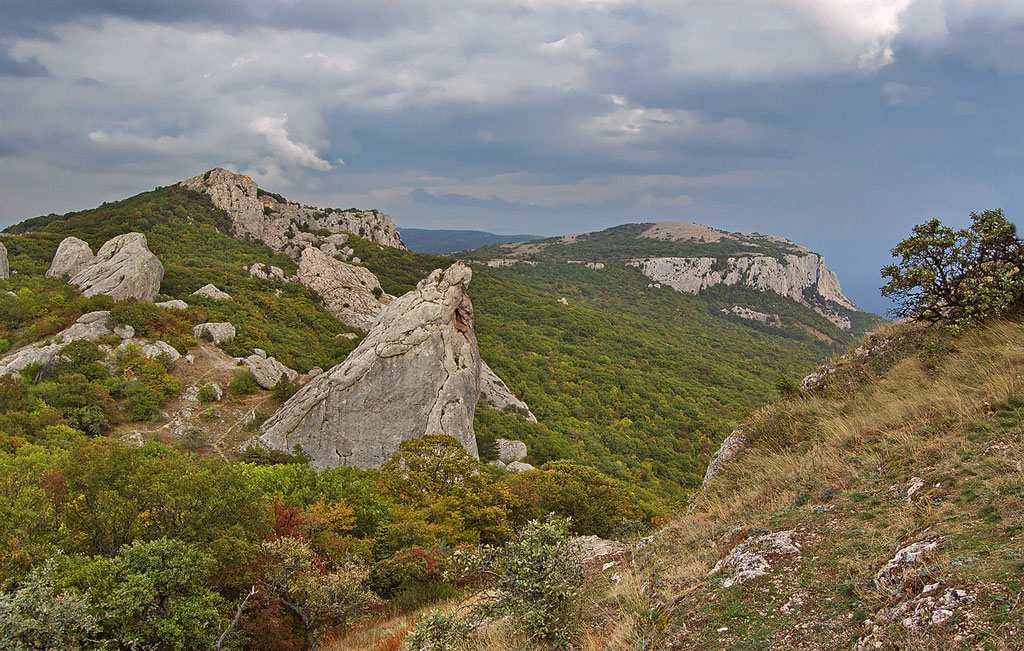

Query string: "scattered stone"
[[184, 354, 195, 364], [69, 233, 163, 302], [906, 476, 925, 502], [558, 297, 568, 305], [244, 352, 298, 389], [505, 461, 536, 473], [113, 324, 135, 339], [875, 540, 940, 596], [119, 431, 145, 447], [496, 439, 528, 463], [193, 322, 236, 344], [45, 236, 94, 278], [156, 299, 188, 310], [255, 263, 481, 470], [140, 341, 181, 362], [191, 283, 232, 301], [710, 529, 801, 588], [248, 263, 286, 280], [183, 382, 223, 402]]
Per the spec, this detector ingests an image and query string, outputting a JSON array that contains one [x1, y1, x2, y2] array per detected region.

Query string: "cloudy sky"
[[2, 1, 1023, 313]]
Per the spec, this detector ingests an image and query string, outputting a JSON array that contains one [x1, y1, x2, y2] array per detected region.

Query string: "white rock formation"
[[629, 253, 858, 329], [0, 343, 61, 377], [68, 233, 163, 302], [687, 427, 746, 514], [255, 262, 481, 470], [140, 341, 181, 362], [193, 322, 236, 344], [480, 363, 537, 421], [296, 247, 391, 331], [191, 284, 231, 301], [244, 350, 299, 389], [710, 529, 801, 588], [505, 461, 536, 473], [180, 168, 405, 253], [0, 242, 8, 280], [45, 237, 94, 279]]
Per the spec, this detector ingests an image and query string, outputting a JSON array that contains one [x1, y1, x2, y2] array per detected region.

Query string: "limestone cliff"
[[629, 253, 859, 329], [296, 247, 392, 331], [255, 262, 481, 469], [180, 168, 405, 254]]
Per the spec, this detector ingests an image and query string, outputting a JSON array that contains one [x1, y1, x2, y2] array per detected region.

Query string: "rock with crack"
[[68, 233, 163, 302], [54, 311, 112, 344], [0, 343, 61, 378], [687, 427, 746, 513], [480, 362, 537, 421], [46, 237, 94, 279], [296, 247, 391, 331], [191, 283, 231, 301], [244, 351, 298, 389], [255, 262, 481, 470], [875, 539, 940, 596]]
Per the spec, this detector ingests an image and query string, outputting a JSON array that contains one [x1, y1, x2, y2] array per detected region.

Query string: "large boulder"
[[244, 350, 298, 389], [54, 311, 112, 343], [480, 362, 536, 421], [193, 322, 236, 344], [255, 262, 481, 469], [45, 237, 94, 279], [68, 233, 163, 302], [0, 343, 61, 377], [296, 247, 391, 331], [0, 242, 9, 280], [191, 284, 231, 301]]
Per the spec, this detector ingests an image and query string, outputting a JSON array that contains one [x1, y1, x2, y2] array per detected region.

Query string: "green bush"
[[228, 370, 261, 395], [197, 383, 219, 403]]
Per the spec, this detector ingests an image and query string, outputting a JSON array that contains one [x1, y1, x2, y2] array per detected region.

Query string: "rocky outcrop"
[[45, 237, 94, 279], [0, 343, 61, 378], [480, 362, 537, 421], [191, 284, 231, 301], [255, 262, 481, 470], [296, 247, 391, 331], [629, 253, 858, 329], [710, 529, 801, 588], [155, 299, 188, 310], [496, 439, 528, 463], [54, 311, 113, 343], [0, 242, 8, 280], [721, 305, 781, 327], [180, 168, 405, 254], [68, 233, 163, 302], [687, 427, 746, 514], [248, 263, 285, 280], [193, 322, 236, 344], [244, 349, 298, 389]]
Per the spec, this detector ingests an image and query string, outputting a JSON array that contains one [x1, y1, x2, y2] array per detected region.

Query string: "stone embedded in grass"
[[874, 539, 940, 596], [710, 529, 801, 588]]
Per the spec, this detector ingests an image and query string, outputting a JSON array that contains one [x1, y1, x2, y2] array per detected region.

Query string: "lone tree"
[[882, 209, 1024, 332]]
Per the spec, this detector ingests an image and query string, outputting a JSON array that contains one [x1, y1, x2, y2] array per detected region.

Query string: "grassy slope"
[[580, 319, 1024, 650]]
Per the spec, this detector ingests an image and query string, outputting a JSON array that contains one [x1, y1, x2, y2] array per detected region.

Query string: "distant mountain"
[[398, 227, 541, 254]]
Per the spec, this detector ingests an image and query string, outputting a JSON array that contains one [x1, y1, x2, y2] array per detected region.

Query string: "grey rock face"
[[244, 353, 298, 389], [296, 247, 391, 331], [687, 427, 746, 514], [480, 362, 536, 421], [0, 242, 8, 280], [113, 324, 135, 339], [69, 233, 163, 302], [0, 343, 61, 377], [505, 461, 536, 473], [629, 253, 858, 329], [496, 439, 528, 463], [46, 237, 94, 279], [191, 284, 231, 301], [193, 322, 236, 344], [181, 168, 405, 253], [256, 262, 481, 470]]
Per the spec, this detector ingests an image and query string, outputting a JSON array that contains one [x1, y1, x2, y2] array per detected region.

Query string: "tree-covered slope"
[[398, 227, 540, 254]]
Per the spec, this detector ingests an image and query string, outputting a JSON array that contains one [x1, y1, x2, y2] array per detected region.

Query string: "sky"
[[1, 1, 1023, 314]]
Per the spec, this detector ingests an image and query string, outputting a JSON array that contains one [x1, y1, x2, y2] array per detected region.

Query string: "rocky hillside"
[[181, 168, 405, 253], [465, 221, 881, 333]]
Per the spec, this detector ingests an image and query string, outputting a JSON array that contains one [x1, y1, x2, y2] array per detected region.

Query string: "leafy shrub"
[[271, 375, 299, 401], [228, 370, 261, 395], [0, 561, 99, 649], [197, 383, 219, 403]]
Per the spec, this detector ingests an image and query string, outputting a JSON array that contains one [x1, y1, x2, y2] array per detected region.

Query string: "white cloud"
[[881, 81, 937, 106], [250, 114, 331, 171]]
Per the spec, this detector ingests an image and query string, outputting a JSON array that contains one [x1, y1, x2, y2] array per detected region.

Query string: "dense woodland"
[[0, 185, 865, 648]]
